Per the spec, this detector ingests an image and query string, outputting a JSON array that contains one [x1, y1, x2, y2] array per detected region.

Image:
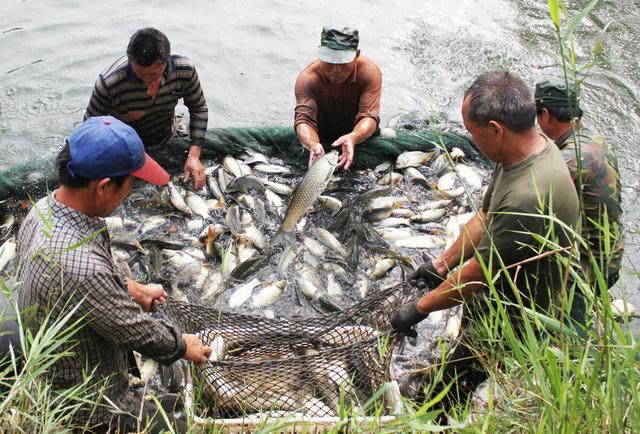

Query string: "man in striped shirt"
[[84, 27, 209, 189]]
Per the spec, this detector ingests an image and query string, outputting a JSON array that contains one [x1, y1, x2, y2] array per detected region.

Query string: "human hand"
[[408, 260, 445, 290], [183, 155, 205, 190], [182, 334, 213, 364], [308, 142, 326, 168], [331, 133, 356, 170], [391, 303, 429, 338], [126, 279, 168, 312]]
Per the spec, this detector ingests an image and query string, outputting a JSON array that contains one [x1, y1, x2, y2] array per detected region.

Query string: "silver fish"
[[200, 271, 224, 304], [311, 227, 347, 258], [391, 208, 415, 218], [374, 161, 392, 173], [437, 171, 458, 191], [377, 172, 403, 185], [303, 236, 326, 258], [217, 167, 231, 192], [261, 179, 293, 196], [225, 175, 266, 195], [237, 194, 256, 210], [440, 186, 465, 199], [410, 208, 447, 223], [253, 163, 292, 175], [418, 199, 454, 211], [186, 218, 204, 231], [204, 198, 224, 212], [237, 226, 266, 251], [264, 188, 284, 211], [186, 191, 210, 219], [0, 238, 17, 273], [610, 299, 640, 317], [455, 163, 484, 190], [274, 152, 339, 243], [369, 196, 408, 211], [396, 151, 435, 169], [393, 235, 445, 249], [317, 195, 342, 213], [372, 258, 396, 279], [326, 273, 342, 299], [240, 149, 270, 165], [376, 227, 414, 241], [226, 204, 241, 234], [206, 173, 225, 202], [252, 280, 286, 308], [104, 216, 137, 232], [375, 217, 411, 228], [404, 167, 429, 185], [223, 155, 252, 178], [278, 244, 298, 275], [167, 182, 191, 217], [228, 278, 261, 308], [139, 216, 167, 234], [450, 147, 466, 160]]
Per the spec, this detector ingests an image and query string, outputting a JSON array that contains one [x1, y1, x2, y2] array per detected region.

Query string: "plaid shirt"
[[17, 193, 186, 426]]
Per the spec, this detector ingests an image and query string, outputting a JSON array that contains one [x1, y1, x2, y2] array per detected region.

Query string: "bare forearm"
[[295, 123, 321, 150], [417, 258, 487, 313], [435, 211, 486, 273], [350, 117, 377, 144]]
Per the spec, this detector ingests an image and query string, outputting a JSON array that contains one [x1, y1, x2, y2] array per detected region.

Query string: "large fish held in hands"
[[273, 151, 339, 244]]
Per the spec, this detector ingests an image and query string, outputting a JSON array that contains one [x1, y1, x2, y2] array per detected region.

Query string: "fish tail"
[[273, 226, 296, 245]]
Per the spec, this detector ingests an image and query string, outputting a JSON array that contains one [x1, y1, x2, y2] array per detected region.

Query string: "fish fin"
[[273, 227, 296, 245]]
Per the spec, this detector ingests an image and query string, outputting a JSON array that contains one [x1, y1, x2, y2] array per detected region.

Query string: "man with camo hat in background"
[[535, 78, 624, 329], [294, 26, 382, 170]]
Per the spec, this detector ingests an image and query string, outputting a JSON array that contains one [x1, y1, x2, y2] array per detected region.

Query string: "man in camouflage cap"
[[535, 78, 624, 329], [294, 26, 382, 170]]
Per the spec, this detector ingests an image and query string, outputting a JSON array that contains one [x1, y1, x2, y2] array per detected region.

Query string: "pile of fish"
[[95, 147, 488, 321], [1, 145, 492, 415], [193, 324, 385, 417]]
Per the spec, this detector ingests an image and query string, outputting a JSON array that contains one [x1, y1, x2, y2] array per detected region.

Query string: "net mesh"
[[0, 126, 485, 201], [157, 282, 422, 417]]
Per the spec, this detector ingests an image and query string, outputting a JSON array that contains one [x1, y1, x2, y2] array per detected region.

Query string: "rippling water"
[[1, 0, 637, 299]]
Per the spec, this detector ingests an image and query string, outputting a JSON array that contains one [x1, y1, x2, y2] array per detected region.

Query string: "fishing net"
[[0, 125, 486, 201], [157, 282, 425, 417]]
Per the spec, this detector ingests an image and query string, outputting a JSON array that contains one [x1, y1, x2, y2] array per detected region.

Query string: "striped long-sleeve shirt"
[[84, 54, 208, 147]]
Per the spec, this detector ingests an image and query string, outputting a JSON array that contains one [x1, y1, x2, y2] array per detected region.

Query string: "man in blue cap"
[[295, 26, 382, 169], [16, 116, 211, 432]]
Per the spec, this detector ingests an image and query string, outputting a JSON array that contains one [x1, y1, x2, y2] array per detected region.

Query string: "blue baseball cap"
[[67, 116, 169, 185]]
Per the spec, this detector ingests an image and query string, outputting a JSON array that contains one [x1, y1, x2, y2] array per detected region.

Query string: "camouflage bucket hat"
[[534, 79, 581, 109], [318, 26, 359, 64]]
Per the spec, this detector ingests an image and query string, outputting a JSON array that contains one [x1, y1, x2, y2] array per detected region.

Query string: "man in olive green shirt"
[[391, 70, 579, 404]]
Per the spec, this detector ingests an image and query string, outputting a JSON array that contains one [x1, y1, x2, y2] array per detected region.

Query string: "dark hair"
[[56, 142, 129, 189], [535, 103, 583, 122], [464, 70, 536, 133], [126, 28, 170, 66]]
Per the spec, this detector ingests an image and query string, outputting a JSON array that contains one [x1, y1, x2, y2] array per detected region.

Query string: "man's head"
[[127, 27, 171, 85], [535, 79, 583, 138], [56, 116, 169, 216], [462, 70, 536, 162], [317, 26, 360, 84]]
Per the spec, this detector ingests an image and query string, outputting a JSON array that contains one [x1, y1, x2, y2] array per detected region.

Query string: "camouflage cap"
[[534, 79, 581, 109], [318, 26, 359, 64]]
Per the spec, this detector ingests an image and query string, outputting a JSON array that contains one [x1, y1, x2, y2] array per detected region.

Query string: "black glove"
[[408, 262, 445, 290], [391, 303, 428, 338]]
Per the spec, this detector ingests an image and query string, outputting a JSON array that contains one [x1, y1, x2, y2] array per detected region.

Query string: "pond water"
[[1, 0, 637, 298]]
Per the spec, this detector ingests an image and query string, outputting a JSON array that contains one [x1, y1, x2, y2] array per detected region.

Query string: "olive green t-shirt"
[[476, 137, 579, 314]]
